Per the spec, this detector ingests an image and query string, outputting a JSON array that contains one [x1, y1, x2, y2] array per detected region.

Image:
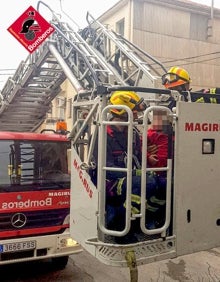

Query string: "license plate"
[[0, 241, 36, 253]]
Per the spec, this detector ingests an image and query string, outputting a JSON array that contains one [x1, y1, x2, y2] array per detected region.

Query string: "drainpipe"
[[211, 0, 214, 19], [207, 0, 214, 38]]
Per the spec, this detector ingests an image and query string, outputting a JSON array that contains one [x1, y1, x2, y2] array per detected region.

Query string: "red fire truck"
[[0, 130, 81, 268]]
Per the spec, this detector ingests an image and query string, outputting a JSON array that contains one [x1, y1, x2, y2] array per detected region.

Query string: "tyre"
[[51, 256, 69, 270]]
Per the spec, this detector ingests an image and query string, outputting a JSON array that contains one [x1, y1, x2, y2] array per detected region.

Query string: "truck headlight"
[[60, 238, 78, 247]]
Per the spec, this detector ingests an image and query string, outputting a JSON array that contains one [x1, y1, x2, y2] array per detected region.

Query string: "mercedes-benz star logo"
[[11, 213, 27, 228]]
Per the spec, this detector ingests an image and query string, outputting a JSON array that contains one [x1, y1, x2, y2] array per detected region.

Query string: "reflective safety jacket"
[[195, 87, 220, 103]]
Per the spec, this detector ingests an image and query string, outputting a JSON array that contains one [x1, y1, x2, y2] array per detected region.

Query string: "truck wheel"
[[51, 256, 69, 270]]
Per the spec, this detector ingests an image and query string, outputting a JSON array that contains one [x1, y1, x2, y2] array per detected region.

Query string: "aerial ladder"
[[0, 1, 165, 132], [0, 2, 170, 279], [0, 4, 169, 276]]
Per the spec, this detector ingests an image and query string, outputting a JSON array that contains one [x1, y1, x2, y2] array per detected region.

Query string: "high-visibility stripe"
[[123, 194, 142, 214], [123, 196, 160, 214], [123, 203, 141, 214], [146, 201, 159, 212], [131, 194, 141, 205], [210, 88, 216, 94], [196, 89, 217, 103], [150, 196, 166, 206], [196, 97, 204, 103], [197, 96, 217, 103], [131, 206, 140, 214], [116, 177, 125, 195], [210, 98, 217, 103], [210, 89, 217, 103]]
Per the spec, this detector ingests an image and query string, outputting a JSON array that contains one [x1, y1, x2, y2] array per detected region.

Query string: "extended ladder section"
[[82, 12, 167, 88], [0, 9, 114, 132], [0, 1, 166, 132]]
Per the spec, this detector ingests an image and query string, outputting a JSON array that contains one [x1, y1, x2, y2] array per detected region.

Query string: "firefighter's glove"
[[132, 169, 142, 176]]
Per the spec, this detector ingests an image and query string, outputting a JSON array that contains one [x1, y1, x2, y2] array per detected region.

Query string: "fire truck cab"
[[0, 130, 82, 268]]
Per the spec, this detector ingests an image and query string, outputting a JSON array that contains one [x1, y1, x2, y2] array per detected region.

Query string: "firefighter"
[[162, 66, 191, 93], [104, 90, 160, 243], [161, 66, 220, 104]]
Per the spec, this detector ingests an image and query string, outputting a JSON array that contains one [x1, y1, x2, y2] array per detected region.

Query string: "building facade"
[[99, 0, 220, 90]]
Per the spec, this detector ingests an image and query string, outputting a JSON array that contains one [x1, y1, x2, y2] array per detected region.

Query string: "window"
[[116, 18, 125, 36], [56, 96, 66, 120], [0, 140, 70, 189], [67, 98, 72, 118], [190, 13, 209, 41]]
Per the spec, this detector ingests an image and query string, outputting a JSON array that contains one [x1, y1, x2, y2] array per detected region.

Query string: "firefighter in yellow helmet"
[[162, 66, 220, 104], [162, 66, 191, 92], [109, 90, 147, 118]]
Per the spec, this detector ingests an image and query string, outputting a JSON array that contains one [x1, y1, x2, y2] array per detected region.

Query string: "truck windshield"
[[0, 139, 70, 191]]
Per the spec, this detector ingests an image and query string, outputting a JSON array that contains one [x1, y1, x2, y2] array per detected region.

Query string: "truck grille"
[[0, 209, 69, 237]]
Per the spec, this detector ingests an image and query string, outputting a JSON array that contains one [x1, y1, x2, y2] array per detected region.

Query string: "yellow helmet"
[[162, 66, 191, 89], [109, 90, 146, 116]]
